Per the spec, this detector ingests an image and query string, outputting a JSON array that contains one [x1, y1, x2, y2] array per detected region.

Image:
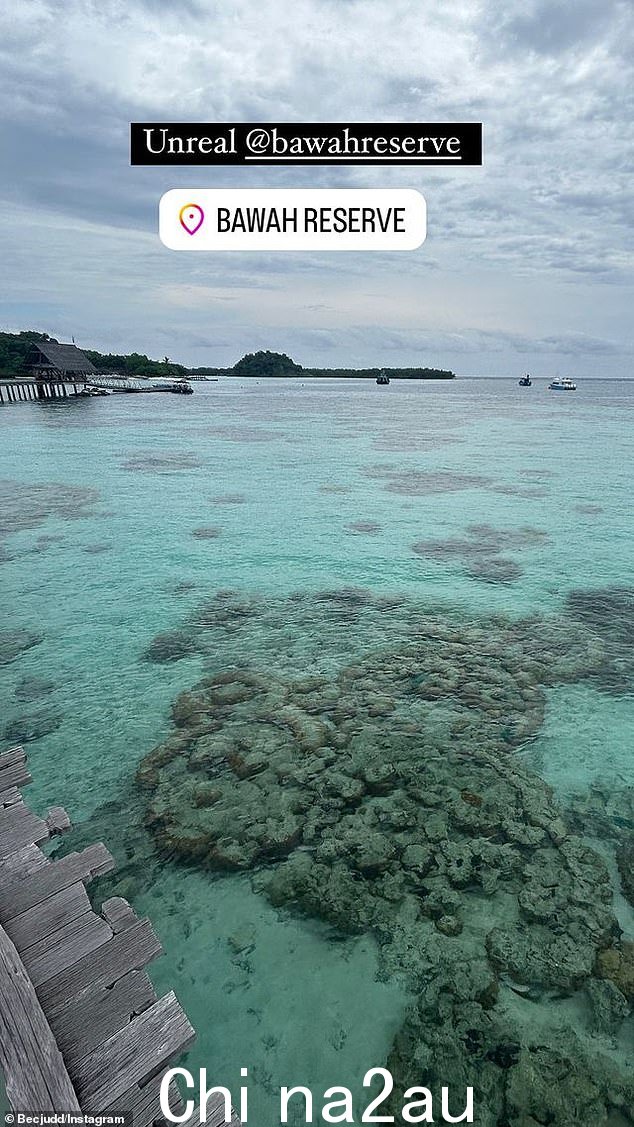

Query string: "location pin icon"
[[179, 203, 205, 235]]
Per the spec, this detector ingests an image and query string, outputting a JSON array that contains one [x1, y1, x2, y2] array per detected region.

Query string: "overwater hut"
[[27, 341, 97, 384]]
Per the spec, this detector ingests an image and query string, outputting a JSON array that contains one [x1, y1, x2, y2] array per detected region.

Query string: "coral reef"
[[362, 466, 549, 500], [347, 521, 382, 535], [363, 466, 495, 495], [136, 589, 634, 1123], [566, 588, 634, 689], [565, 782, 634, 912], [121, 451, 205, 473], [412, 524, 549, 585], [13, 676, 56, 701], [0, 628, 43, 665], [4, 708, 62, 742], [0, 480, 100, 540], [191, 526, 222, 540]]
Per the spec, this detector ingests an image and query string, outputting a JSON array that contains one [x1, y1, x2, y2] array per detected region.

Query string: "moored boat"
[[548, 377, 576, 391]]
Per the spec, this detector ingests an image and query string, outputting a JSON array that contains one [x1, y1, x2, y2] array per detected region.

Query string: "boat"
[[548, 377, 576, 391], [376, 370, 390, 385], [171, 381, 194, 395], [518, 374, 532, 387], [78, 386, 112, 397]]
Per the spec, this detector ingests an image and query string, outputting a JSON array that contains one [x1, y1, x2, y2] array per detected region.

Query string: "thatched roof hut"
[[27, 342, 96, 379]]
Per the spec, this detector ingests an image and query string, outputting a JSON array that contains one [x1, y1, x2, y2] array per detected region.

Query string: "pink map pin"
[[179, 203, 205, 235]]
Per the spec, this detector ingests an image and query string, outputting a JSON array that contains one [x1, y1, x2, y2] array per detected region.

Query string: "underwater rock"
[[503, 1037, 614, 1127], [191, 526, 222, 540], [465, 556, 523, 584], [596, 943, 634, 1002], [364, 466, 496, 495], [53, 788, 161, 902], [0, 628, 44, 665], [227, 923, 256, 954], [14, 676, 56, 702], [585, 977, 630, 1035], [166, 579, 197, 596], [0, 480, 101, 539], [121, 452, 204, 473], [566, 586, 634, 647], [4, 709, 62, 743], [616, 840, 634, 907], [346, 521, 382, 534], [565, 586, 634, 691], [142, 629, 198, 663], [136, 586, 634, 1122], [412, 524, 548, 585], [435, 914, 463, 937]]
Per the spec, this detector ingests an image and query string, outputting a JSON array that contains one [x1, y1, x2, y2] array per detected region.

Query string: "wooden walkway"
[[0, 746, 195, 1124], [0, 379, 80, 404]]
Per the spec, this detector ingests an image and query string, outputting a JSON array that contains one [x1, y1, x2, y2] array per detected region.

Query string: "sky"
[[0, 0, 633, 375]]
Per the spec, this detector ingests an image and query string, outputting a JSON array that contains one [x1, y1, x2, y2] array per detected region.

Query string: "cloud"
[[0, 0, 632, 373]]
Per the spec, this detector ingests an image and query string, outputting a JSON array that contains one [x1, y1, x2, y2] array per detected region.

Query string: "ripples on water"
[[1, 378, 633, 1124]]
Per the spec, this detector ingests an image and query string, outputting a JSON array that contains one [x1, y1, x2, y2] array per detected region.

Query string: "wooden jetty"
[[0, 377, 194, 403], [0, 378, 79, 404], [0, 746, 195, 1124]]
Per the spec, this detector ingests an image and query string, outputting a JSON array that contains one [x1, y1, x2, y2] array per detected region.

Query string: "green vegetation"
[[232, 350, 301, 376], [303, 366, 455, 380], [0, 330, 52, 376], [0, 331, 187, 379], [0, 332, 454, 380], [83, 350, 188, 379]]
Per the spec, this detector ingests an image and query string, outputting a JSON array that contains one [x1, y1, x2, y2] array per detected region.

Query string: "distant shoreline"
[[196, 368, 456, 380]]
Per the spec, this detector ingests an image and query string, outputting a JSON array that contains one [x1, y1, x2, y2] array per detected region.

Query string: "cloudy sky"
[[1, 0, 632, 374]]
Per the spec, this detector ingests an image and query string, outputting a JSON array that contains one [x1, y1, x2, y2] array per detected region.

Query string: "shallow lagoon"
[[1, 377, 633, 1124]]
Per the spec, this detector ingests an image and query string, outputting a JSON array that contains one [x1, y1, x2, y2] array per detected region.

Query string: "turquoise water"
[[1, 377, 633, 1125]]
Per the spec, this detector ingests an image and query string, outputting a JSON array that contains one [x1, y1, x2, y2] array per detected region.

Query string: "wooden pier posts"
[[0, 747, 196, 1124], [0, 379, 72, 404]]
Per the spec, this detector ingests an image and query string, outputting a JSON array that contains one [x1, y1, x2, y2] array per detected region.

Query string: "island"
[[0, 335, 455, 382]]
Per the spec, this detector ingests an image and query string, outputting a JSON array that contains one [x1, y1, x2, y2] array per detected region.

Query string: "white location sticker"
[[160, 189, 426, 251]]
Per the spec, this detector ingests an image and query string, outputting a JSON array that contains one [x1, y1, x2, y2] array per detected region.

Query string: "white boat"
[[78, 386, 112, 397], [548, 377, 576, 391]]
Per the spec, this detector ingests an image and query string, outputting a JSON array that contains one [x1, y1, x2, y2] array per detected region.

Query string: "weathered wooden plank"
[[74, 990, 195, 1113], [0, 759, 32, 794], [0, 922, 81, 1113], [39, 918, 163, 1012], [0, 843, 115, 921], [0, 804, 50, 857], [0, 787, 21, 808], [50, 970, 157, 1065], [0, 747, 27, 770], [6, 884, 92, 952], [105, 1076, 184, 1127], [46, 806, 72, 835], [0, 842, 48, 884], [101, 896, 137, 933], [24, 912, 113, 988], [206, 1092, 242, 1127]]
